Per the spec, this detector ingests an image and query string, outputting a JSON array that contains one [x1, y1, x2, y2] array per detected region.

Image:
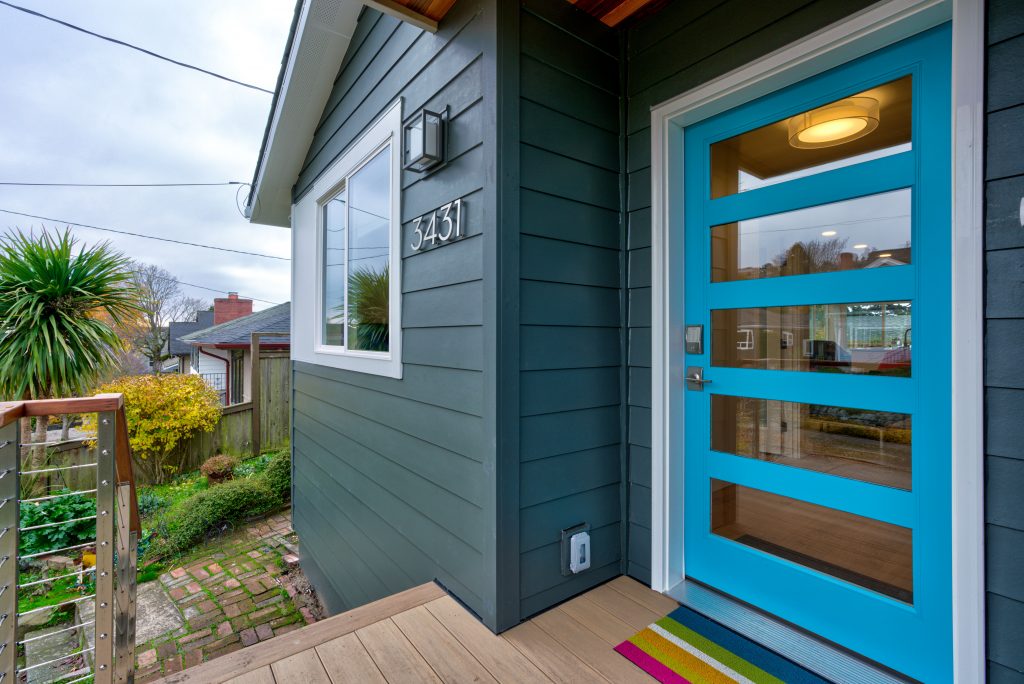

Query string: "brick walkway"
[[135, 509, 319, 682]]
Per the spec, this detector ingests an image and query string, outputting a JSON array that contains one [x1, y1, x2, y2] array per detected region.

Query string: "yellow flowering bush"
[[84, 374, 221, 483]]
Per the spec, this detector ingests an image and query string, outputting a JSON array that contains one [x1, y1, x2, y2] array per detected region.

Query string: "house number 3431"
[[410, 198, 463, 251]]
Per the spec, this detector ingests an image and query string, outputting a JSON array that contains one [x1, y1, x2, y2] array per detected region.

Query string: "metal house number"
[[410, 198, 463, 251]]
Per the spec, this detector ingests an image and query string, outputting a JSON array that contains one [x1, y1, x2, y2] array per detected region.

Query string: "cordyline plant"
[[347, 264, 389, 351], [0, 229, 140, 471]]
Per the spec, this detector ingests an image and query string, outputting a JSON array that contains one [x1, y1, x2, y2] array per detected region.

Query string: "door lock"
[[685, 366, 712, 391]]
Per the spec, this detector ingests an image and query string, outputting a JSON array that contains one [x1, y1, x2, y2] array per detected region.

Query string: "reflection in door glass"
[[711, 480, 913, 602], [711, 189, 911, 282], [711, 395, 911, 490], [710, 76, 912, 198], [712, 302, 912, 376]]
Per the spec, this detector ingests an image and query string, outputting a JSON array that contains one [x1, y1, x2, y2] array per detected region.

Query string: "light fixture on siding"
[[404, 108, 447, 172], [788, 97, 880, 149]]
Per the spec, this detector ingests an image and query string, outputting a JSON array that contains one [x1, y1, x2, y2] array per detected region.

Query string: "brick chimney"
[[213, 292, 253, 324]]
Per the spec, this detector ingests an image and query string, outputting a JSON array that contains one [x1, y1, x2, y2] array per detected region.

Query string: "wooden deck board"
[[424, 596, 553, 683], [559, 593, 638, 645], [315, 633, 387, 683], [156, 577, 677, 684], [222, 666, 275, 684], [502, 620, 611, 683], [392, 604, 499, 683], [357, 617, 444, 683], [269, 650, 332, 683], [585, 583, 663, 631], [607, 575, 680, 614], [531, 607, 654, 684]]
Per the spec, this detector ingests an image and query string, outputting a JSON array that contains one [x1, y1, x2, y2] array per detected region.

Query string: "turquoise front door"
[[681, 26, 952, 683]]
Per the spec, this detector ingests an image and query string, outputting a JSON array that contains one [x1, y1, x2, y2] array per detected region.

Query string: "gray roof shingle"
[[167, 310, 215, 356], [181, 303, 290, 346]]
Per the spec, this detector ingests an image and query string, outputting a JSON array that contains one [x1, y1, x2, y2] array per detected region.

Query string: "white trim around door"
[[648, 0, 985, 680]]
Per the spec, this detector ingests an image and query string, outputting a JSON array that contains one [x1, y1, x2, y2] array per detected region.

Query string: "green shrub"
[[155, 478, 282, 556], [19, 490, 96, 556], [137, 490, 167, 518], [262, 451, 291, 501], [233, 453, 273, 479], [200, 455, 239, 483]]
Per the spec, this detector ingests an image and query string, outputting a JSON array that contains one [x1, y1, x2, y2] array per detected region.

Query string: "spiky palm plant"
[[347, 264, 389, 351], [0, 229, 139, 470], [0, 229, 139, 399]]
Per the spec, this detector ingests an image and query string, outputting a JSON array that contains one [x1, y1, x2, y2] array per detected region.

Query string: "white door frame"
[[647, 0, 985, 680]]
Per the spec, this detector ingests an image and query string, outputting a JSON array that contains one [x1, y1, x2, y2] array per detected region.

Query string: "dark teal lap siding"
[[288, 0, 498, 627], [986, 1, 1024, 677], [515, 0, 624, 619]]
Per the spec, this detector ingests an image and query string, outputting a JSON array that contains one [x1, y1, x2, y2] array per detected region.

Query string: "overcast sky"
[[0, 1, 295, 311]]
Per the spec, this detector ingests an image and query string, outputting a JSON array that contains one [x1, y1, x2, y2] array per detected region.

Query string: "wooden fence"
[[41, 354, 290, 488]]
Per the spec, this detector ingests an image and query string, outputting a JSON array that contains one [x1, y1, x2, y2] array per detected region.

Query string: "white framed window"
[[292, 100, 403, 378]]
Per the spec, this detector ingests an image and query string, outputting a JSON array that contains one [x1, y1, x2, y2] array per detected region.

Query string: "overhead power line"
[[0, 0, 274, 95], [0, 181, 248, 188], [151, 274, 281, 305], [0, 208, 289, 261]]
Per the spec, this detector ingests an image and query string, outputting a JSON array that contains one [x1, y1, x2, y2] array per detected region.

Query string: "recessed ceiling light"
[[821, 230, 837, 237], [878, 252, 892, 258], [853, 243, 868, 249]]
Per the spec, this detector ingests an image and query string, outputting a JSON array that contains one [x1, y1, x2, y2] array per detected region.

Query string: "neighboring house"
[[180, 302, 291, 406], [241, 1, 1018, 682], [165, 310, 215, 373]]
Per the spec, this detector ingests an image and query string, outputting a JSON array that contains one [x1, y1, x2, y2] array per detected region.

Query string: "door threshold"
[[664, 580, 916, 684]]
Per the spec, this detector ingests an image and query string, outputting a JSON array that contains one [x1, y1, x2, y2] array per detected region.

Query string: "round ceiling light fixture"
[[788, 97, 880, 149]]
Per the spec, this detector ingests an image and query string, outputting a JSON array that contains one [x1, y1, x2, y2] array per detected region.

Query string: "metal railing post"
[[114, 483, 137, 682], [95, 412, 117, 682], [0, 421, 18, 683]]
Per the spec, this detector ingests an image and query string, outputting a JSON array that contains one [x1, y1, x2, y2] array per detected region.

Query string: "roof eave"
[[246, 0, 365, 227]]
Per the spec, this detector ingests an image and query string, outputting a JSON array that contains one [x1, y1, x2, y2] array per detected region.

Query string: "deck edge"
[[154, 581, 447, 683]]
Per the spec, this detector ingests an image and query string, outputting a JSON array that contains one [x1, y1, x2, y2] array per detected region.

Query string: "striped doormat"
[[615, 605, 831, 683]]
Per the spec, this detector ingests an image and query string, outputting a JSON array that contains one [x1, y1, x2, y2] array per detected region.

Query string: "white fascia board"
[[248, 0, 363, 227]]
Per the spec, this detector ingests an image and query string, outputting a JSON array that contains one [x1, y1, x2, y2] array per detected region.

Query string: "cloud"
[[0, 0, 295, 311]]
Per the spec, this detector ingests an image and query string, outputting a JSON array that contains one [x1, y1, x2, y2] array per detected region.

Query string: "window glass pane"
[[347, 146, 391, 352], [322, 188, 346, 347], [712, 302, 911, 376], [711, 395, 911, 489], [711, 480, 913, 602], [711, 76, 912, 198], [711, 189, 911, 282]]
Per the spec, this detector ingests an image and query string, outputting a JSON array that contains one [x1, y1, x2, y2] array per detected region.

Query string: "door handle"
[[685, 366, 711, 391]]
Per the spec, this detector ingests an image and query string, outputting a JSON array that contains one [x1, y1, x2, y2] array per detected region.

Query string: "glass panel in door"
[[681, 25, 952, 683]]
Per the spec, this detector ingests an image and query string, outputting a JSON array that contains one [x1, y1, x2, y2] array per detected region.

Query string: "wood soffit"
[[370, 0, 666, 29], [566, 0, 669, 27]]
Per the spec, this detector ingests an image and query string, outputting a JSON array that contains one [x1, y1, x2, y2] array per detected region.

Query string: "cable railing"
[[0, 394, 139, 684]]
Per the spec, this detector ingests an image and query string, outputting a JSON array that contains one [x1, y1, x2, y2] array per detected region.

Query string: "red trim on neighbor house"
[[210, 344, 290, 350]]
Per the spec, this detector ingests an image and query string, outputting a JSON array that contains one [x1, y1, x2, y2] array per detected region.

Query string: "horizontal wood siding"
[[986, 0, 1024, 679], [621, 0, 876, 584], [290, 1, 495, 626], [516, 0, 623, 620]]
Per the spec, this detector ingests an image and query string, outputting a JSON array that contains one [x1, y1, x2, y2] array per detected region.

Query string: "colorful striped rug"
[[615, 605, 831, 683]]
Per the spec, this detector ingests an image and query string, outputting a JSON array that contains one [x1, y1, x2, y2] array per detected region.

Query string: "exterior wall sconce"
[[788, 97, 880, 149], [404, 108, 447, 172]]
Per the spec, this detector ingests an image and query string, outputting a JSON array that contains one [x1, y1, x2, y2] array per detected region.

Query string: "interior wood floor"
[[156, 576, 679, 684]]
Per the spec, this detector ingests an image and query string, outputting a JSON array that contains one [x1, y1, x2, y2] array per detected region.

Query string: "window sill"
[[304, 346, 402, 379]]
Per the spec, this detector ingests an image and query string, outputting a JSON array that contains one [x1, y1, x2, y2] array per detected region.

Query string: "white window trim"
[[647, 0, 984, 681], [291, 99, 403, 379]]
